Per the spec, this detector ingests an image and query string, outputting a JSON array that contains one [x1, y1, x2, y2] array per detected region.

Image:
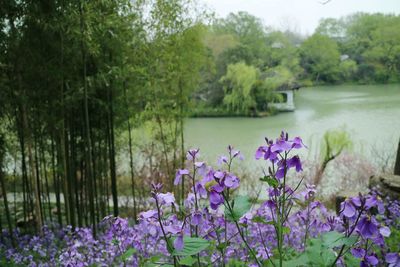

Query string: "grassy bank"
[[189, 107, 278, 118]]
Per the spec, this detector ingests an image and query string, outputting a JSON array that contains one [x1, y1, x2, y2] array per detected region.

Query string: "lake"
[[185, 84, 400, 173]]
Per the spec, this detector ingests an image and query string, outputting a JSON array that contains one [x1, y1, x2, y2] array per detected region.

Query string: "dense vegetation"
[[0, 0, 210, 234], [0, 1, 400, 266], [195, 11, 400, 115]]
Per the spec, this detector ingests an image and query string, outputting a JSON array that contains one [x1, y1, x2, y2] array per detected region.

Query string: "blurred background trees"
[[0, 0, 399, 233]]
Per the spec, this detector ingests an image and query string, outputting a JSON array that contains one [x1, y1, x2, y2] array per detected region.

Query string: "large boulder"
[[369, 174, 400, 199]]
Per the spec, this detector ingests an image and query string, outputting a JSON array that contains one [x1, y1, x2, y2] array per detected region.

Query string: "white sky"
[[202, 0, 400, 35]]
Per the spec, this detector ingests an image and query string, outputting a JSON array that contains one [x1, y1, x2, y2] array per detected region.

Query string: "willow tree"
[[220, 62, 258, 114]]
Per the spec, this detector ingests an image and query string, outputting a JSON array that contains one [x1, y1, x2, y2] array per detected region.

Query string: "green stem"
[[278, 152, 288, 267], [155, 195, 177, 267], [223, 192, 262, 267], [329, 208, 364, 267]]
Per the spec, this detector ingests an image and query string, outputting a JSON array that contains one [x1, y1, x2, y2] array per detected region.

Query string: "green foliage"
[[260, 176, 279, 187], [285, 232, 358, 267], [220, 62, 258, 113], [119, 247, 137, 262], [214, 11, 268, 63], [172, 237, 210, 256], [225, 195, 251, 222], [264, 66, 296, 92], [178, 256, 197, 266], [197, 11, 400, 115], [385, 226, 400, 252], [226, 259, 248, 267], [317, 13, 400, 83], [300, 34, 341, 83], [339, 59, 358, 81], [321, 129, 353, 163], [315, 18, 346, 39]]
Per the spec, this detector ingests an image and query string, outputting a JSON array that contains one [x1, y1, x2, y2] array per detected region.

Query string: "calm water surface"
[[185, 84, 400, 169]]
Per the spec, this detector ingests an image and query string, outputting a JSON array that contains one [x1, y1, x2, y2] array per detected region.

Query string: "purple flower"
[[157, 192, 176, 207], [218, 155, 228, 165], [209, 190, 224, 210], [379, 226, 391, 237], [186, 149, 200, 161], [275, 167, 285, 179], [386, 253, 400, 267], [195, 161, 207, 175], [357, 216, 378, 239], [213, 171, 225, 180], [195, 182, 208, 198], [151, 182, 163, 192], [352, 248, 379, 267], [287, 155, 302, 172], [341, 201, 357, 218], [340, 197, 361, 218], [211, 184, 224, 193], [301, 184, 316, 200], [292, 136, 306, 149], [232, 150, 243, 160], [140, 210, 158, 220], [271, 139, 292, 153], [255, 145, 277, 161], [351, 247, 365, 258], [265, 199, 277, 209], [174, 235, 184, 251], [164, 225, 181, 235], [174, 169, 189, 185], [201, 168, 214, 185], [365, 196, 378, 210], [362, 255, 378, 267], [255, 146, 267, 160], [191, 212, 203, 226], [268, 187, 280, 198], [224, 174, 240, 189]]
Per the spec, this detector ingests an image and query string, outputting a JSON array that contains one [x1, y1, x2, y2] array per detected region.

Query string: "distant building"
[[271, 42, 284, 49], [340, 54, 349, 61], [268, 83, 300, 112]]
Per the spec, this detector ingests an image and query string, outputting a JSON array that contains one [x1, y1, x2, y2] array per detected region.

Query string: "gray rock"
[[369, 174, 400, 199]]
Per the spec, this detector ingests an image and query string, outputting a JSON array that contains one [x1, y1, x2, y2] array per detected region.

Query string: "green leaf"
[[172, 237, 210, 256], [321, 231, 357, 248], [344, 253, 361, 267], [149, 255, 162, 263], [225, 195, 251, 221], [144, 264, 174, 267], [216, 241, 230, 251], [226, 259, 248, 267], [252, 216, 273, 225], [321, 231, 343, 245], [320, 249, 336, 266], [282, 252, 309, 267], [282, 226, 291, 234], [120, 247, 136, 261], [260, 176, 278, 187], [179, 256, 196, 266], [166, 236, 174, 254]]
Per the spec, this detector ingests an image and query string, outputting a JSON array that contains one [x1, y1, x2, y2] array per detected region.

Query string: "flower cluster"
[[255, 132, 305, 178], [0, 132, 399, 267]]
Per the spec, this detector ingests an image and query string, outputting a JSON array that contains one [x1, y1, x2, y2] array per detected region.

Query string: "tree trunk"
[[108, 78, 118, 217], [79, 0, 96, 235], [0, 135, 15, 246], [394, 138, 400, 175], [23, 104, 43, 234], [123, 82, 136, 220], [51, 136, 62, 226], [179, 79, 185, 204]]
